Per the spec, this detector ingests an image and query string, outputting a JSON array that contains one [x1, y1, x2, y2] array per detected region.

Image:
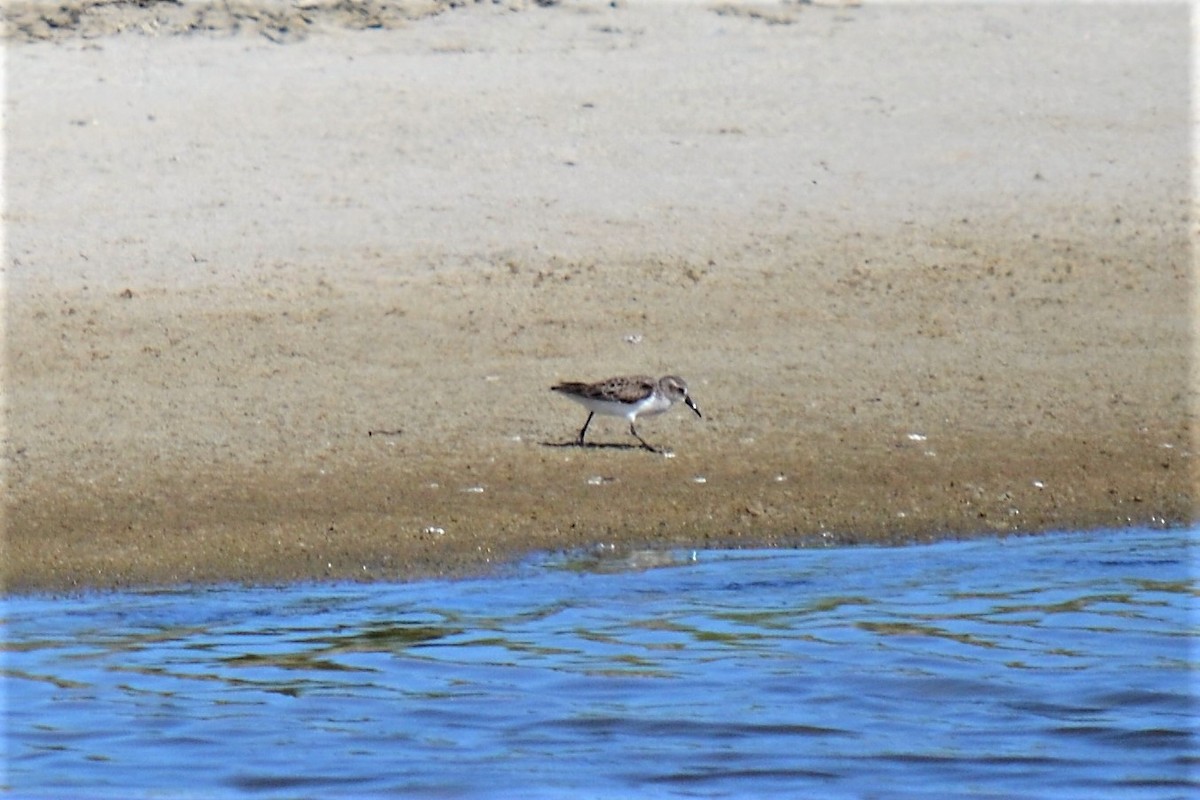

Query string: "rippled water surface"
[[5, 526, 1197, 798]]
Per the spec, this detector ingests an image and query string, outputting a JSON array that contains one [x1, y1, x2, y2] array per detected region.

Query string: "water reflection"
[[5, 526, 1197, 798]]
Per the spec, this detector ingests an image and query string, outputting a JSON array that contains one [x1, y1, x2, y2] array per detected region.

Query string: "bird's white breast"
[[568, 392, 669, 421]]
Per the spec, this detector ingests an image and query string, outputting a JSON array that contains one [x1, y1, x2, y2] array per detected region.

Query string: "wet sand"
[[4, 0, 1195, 593]]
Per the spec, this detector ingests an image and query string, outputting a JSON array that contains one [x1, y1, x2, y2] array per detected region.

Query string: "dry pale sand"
[[3, 0, 1196, 593]]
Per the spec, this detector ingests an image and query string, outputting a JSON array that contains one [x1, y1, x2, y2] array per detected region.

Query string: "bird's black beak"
[[685, 395, 702, 419]]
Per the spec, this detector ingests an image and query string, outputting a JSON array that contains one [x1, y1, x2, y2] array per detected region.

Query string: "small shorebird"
[[550, 375, 702, 452]]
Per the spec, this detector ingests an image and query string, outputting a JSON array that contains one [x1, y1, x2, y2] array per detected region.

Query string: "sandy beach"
[[3, 0, 1195, 593]]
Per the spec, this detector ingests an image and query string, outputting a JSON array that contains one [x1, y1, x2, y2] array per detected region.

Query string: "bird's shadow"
[[540, 440, 646, 451]]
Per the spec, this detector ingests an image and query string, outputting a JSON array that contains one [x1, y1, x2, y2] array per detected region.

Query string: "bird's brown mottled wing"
[[551, 376, 656, 405], [597, 376, 656, 404]]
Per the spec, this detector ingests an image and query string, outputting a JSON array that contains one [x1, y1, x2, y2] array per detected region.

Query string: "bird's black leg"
[[630, 422, 660, 453], [577, 412, 594, 446]]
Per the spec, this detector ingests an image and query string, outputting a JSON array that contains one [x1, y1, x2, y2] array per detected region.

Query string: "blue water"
[[4, 526, 1197, 799]]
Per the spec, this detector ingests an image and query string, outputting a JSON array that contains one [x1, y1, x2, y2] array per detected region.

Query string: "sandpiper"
[[550, 374, 702, 452]]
